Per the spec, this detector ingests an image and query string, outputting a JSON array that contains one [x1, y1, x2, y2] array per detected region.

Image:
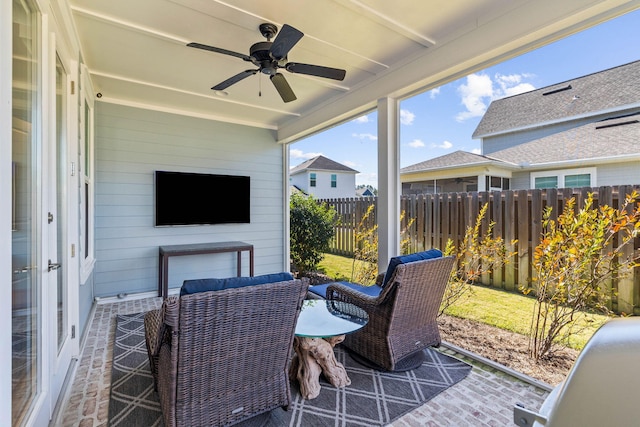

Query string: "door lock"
[[48, 259, 61, 272]]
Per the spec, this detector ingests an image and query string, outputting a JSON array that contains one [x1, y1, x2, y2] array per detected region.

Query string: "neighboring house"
[[401, 60, 640, 194], [356, 187, 375, 197], [290, 155, 359, 199]]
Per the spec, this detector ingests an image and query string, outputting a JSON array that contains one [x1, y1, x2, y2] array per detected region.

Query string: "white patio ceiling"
[[69, 0, 639, 144]]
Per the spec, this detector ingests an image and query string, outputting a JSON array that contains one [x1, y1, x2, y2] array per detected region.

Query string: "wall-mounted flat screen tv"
[[155, 171, 250, 226]]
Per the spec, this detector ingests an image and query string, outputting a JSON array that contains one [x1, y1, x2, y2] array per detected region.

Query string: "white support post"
[[478, 174, 487, 191], [283, 143, 291, 273], [377, 97, 401, 271]]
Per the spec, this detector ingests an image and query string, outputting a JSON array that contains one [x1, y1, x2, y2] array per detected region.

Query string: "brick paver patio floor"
[[56, 296, 550, 426]]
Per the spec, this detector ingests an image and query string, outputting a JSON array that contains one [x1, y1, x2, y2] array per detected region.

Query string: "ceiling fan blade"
[[269, 24, 303, 60], [270, 73, 297, 103], [285, 62, 346, 81], [212, 69, 258, 91], [187, 42, 253, 62]]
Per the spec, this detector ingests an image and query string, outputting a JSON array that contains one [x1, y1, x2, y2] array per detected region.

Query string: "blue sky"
[[289, 9, 640, 188]]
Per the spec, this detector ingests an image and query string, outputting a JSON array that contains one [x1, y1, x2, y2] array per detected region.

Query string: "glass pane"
[[85, 183, 89, 259], [534, 176, 558, 189], [56, 55, 67, 351], [565, 173, 590, 188], [84, 100, 89, 175], [12, 0, 40, 424]]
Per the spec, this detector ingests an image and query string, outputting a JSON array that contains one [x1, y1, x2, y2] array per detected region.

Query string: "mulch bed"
[[438, 315, 577, 386]]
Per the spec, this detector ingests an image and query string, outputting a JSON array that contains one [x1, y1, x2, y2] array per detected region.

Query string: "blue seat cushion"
[[381, 249, 443, 288], [180, 272, 294, 296], [309, 281, 382, 299]]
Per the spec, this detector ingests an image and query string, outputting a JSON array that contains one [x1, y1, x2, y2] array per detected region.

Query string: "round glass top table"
[[294, 299, 368, 337], [291, 299, 369, 400]]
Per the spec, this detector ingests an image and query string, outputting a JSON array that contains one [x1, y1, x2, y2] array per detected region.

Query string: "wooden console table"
[[158, 241, 254, 298]]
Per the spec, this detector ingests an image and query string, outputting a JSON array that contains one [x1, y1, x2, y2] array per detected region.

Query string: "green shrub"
[[290, 193, 338, 275], [526, 191, 640, 361]]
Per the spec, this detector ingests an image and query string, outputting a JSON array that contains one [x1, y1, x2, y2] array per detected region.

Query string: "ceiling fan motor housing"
[[250, 41, 284, 75]]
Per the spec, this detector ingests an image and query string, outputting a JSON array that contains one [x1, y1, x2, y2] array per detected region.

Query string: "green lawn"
[[317, 253, 355, 282], [318, 253, 609, 350]]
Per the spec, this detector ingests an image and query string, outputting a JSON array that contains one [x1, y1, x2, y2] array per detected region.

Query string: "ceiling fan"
[[187, 23, 346, 103]]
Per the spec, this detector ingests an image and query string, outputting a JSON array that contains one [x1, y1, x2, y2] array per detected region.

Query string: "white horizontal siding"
[[595, 162, 640, 186], [290, 170, 356, 198], [510, 172, 532, 190], [94, 103, 286, 297], [509, 161, 640, 190]]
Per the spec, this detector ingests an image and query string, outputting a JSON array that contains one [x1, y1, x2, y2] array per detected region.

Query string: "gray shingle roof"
[[402, 112, 640, 174], [489, 112, 640, 165], [473, 60, 640, 138], [400, 150, 495, 174], [290, 155, 359, 174]]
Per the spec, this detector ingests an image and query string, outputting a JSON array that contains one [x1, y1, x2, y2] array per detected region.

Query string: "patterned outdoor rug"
[[108, 312, 472, 426]]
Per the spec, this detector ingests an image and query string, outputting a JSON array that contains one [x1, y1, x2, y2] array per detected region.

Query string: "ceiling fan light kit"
[[188, 23, 346, 102]]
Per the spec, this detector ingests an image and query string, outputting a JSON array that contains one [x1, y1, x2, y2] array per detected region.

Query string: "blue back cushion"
[[309, 281, 382, 299], [381, 249, 443, 288], [180, 272, 294, 296]]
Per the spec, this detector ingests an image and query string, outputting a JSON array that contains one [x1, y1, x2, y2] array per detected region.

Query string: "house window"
[[486, 176, 510, 190], [310, 173, 316, 187], [331, 174, 337, 188], [565, 173, 591, 187], [534, 176, 558, 189], [531, 168, 595, 189]]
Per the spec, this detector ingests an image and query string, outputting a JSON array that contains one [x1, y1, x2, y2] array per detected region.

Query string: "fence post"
[[503, 190, 516, 291], [617, 185, 636, 314], [517, 190, 530, 291], [599, 186, 614, 310], [416, 194, 425, 252], [491, 190, 504, 288], [433, 194, 441, 250]]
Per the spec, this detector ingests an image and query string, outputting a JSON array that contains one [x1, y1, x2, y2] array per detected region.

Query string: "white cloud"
[[289, 148, 322, 160], [408, 139, 425, 148], [455, 73, 493, 122], [429, 87, 441, 99], [353, 115, 370, 123], [471, 148, 481, 154], [352, 132, 377, 141], [400, 109, 415, 125], [495, 73, 535, 97], [455, 72, 536, 122], [431, 140, 453, 149]]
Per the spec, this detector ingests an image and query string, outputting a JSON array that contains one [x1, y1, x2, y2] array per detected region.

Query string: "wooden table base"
[[290, 335, 350, 399]]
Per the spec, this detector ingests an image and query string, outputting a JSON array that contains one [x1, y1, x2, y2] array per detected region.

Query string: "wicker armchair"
[[144, 277, 308, 427], [326, 256, 455, 372]]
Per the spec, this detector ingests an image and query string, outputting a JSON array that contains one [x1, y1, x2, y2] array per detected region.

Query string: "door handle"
[[13, 266, 36, 274], [48, 259, 62, 272]]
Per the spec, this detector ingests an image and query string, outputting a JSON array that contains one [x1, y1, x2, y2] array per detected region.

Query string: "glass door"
[[12, 0, 41, 424], [49, 52, 73, 404]]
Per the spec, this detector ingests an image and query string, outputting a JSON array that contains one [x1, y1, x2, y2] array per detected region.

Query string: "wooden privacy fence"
[[320, 185, 640, 315]]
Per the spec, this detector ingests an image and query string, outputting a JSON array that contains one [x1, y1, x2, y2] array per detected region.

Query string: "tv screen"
[[155, 171, 250, 226]]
